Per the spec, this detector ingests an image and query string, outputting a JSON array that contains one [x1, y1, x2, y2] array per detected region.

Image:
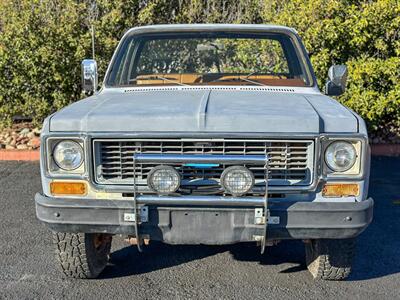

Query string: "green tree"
[[261, 0, 400, 137], [0, 0, 399, 139]]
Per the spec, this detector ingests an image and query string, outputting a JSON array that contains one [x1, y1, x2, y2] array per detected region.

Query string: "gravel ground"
[[0, 157, 399, 299]]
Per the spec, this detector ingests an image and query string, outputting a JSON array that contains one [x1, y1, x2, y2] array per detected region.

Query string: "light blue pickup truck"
[[35, 24, 373, 280]]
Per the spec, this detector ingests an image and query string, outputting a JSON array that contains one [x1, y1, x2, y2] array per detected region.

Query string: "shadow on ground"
[[101, 240, 306, 279], [101, 157, 400, 281], [349, 156, 400, 281]]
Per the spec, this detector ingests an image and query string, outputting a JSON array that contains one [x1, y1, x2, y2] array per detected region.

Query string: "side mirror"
[[81, 59, 98, 95], [325, 65, 348, 96]]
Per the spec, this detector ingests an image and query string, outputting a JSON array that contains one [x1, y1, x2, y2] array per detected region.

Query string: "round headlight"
[[221, 166, 254, 196], [147, 165, 180, 194], [325, 141, 357, 172], [53, 140, 84, 171]]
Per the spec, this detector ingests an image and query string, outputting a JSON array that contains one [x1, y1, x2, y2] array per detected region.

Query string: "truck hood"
[[49, 89, 358, 133]]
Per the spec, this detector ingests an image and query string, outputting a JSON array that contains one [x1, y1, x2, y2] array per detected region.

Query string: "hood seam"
[[301, 95, 325, 133]]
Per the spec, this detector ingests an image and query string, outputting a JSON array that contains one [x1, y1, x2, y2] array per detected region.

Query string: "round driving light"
[[147, 165, 180, 194], [325, 141, 357, 172], [220, 166, 254, 196], [53, 140, 84, 171]]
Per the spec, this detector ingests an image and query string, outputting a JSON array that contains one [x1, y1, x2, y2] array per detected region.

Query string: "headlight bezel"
[[45, 137, 86, 176], [321, 137, 365, 178]]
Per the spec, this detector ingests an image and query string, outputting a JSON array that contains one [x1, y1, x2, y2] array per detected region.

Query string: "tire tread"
[[53, 232, 110, 279], [305, 239, 355, 281]]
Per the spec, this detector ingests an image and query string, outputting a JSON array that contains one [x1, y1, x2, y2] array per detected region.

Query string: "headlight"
[[221, 166, 254, 196], [147, 165, 180, 194], [325, 141, 357, 172], [53, 140, 84, 171]]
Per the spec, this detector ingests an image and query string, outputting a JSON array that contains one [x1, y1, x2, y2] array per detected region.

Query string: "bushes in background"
[[261, 0, 400, 140], [0, 0, 399, 139]]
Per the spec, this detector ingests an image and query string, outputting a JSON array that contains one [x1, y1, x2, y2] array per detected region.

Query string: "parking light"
[[50, 181, 87, 196], [322, 183, 359, 197]]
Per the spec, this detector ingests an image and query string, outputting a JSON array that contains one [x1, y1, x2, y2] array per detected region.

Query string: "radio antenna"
[[91, 24, 95, 60], [88, 1, 98, 60]]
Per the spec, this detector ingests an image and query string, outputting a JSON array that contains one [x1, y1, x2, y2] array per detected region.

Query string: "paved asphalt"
[[0, 157, 399, 299]]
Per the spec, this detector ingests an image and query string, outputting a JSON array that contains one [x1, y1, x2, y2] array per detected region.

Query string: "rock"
[[5, 136, 12, 144], [16, 144, 28, 150], [33, 128, 41, 135], [20, 128, 30, 135], [5, 145, 15, 150], [0, 144, 5, 149], [27, 132, 35, 139], [28, 137, 41, 149], [16, 137, 29, 144], [10, 139, 16, 146], [4, 132, 10, 139]]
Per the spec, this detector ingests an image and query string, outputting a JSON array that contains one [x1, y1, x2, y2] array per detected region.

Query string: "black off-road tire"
[[305, 238, 356, 280], [53, 232, 112, 279]]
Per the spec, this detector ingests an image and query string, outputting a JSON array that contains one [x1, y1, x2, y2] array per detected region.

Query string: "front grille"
[[93, 139, 314, 187]]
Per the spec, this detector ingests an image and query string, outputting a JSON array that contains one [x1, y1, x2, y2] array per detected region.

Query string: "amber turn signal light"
[[322, 183, 359, 197], [50, 182, 87, 196]]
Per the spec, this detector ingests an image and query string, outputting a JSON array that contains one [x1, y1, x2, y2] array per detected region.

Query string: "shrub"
[[0, 0, 399, 139], [261, 0, 400, 136]]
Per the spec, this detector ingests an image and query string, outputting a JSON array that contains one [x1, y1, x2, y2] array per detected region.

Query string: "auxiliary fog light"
[[220, 166, 255, 196], [147, 165, 181, 194]]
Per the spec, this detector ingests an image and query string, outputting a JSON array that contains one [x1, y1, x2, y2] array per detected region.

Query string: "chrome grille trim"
[[93, 138, 314, 187]]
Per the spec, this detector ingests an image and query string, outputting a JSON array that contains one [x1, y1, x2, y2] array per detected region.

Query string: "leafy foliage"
[[261, 0, 400, 137], [0, 0, 399, 138]]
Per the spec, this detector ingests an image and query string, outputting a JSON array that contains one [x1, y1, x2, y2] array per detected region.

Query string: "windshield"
[[106, 32, 312, 87]]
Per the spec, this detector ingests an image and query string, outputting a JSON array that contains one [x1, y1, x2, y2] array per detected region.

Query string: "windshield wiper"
[[210, 76, 267, 86], [129, 75, 189, 86]]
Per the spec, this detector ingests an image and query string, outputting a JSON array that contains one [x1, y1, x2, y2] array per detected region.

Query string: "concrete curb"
[[370, 144, 400, 157], [0, 150, 40, 161], [0, 144, 399, 161]]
